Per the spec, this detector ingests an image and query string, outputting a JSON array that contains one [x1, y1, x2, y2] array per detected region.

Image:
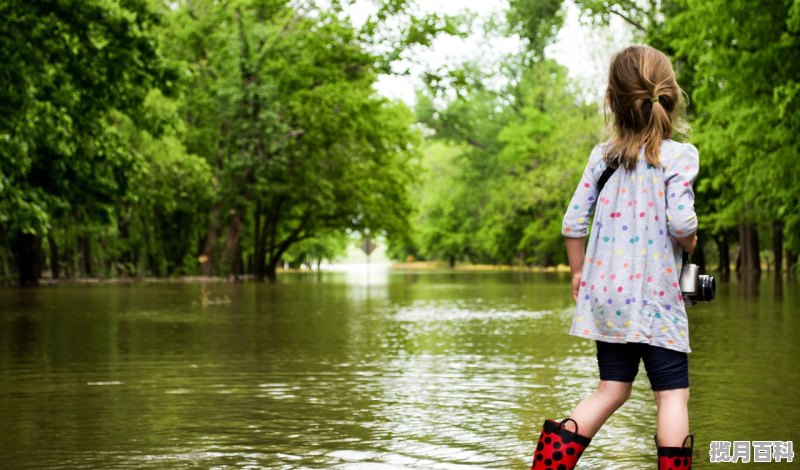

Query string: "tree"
[[666, 0, 800, 274], [163, 0, 453, 281], [0, 0, 169, 285]]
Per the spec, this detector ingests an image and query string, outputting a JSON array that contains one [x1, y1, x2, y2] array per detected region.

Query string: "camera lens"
[[699, 275, 716, 302]]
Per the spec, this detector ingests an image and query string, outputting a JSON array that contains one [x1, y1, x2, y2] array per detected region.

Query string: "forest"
[[1, 0, 798, 286]]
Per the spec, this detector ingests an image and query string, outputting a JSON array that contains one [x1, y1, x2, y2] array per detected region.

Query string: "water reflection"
[[0, 272, 798, 468]]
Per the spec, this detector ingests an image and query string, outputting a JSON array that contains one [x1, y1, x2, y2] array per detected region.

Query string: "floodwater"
[[0, 268, 798, 469]]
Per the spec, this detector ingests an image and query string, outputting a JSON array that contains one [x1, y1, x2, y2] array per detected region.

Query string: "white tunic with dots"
[[562, 140, 699, 353]]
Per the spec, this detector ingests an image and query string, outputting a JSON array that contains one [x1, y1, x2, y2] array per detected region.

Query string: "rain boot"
[[656, 434, 693, 469], [531, 418, 592, 470]]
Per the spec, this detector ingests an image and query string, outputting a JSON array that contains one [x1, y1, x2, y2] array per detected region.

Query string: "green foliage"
[[5, 0, 798, 283], [284, 230, 350, 268], [162, 0, 427, 279], [412, 59, 601, 266], [0, 0, 171, 284], [0, 0, 165, 234], [666, 0, 800, 252], [506, 0, 565, 58]]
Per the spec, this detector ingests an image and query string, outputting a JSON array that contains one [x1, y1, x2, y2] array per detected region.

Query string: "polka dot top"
[[562, 140, 699, 353]]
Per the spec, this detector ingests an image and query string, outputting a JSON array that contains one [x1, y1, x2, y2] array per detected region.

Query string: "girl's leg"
[[566, 380, 633, 438], [653, 387, 690, 446]]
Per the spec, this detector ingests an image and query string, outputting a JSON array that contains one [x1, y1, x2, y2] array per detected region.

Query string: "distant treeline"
[[401, 0, 800, 277], [1, 1, 798, 286]]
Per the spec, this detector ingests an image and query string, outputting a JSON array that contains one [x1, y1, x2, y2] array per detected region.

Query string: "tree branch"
[[268, 206, 315, 261], [609, 7, 647, 33]]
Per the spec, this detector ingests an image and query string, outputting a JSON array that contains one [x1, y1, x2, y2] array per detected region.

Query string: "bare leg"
[[654, 388, 690, 446], [565, 380, 632, 438]]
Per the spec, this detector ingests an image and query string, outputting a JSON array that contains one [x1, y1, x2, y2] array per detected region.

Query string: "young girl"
[[530, 46, 698, 470]]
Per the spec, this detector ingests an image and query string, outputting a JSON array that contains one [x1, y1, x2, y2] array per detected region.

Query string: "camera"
[[679, 261, 716, 302]]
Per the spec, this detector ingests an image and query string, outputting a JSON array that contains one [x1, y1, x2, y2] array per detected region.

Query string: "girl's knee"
[[655, 387, 690, 405], [597, 380, 632, 406]]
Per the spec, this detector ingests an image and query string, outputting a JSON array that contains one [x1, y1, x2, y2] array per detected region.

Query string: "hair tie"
[[650, 96, 660, 103]]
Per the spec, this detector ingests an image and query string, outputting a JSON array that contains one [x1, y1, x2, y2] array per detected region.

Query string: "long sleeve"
[[562, 145, 603, 238], [665, 143, 699, 237]]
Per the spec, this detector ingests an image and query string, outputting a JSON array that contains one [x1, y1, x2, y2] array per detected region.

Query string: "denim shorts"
[[596, 340, 689, 391]]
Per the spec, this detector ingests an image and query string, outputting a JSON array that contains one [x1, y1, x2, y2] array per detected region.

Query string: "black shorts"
[[596, 340, 689, 391]]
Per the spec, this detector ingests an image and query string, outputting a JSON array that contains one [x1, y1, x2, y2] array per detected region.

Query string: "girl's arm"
[[665, 144, 699, 252], [562, 146, 601, 301], [562, 146, 602, 239], [565, 237, 585, 302]]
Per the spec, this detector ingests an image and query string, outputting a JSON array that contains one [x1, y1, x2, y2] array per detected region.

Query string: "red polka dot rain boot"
[[530, 418, 592, 470], [655, 434, 693, 470]]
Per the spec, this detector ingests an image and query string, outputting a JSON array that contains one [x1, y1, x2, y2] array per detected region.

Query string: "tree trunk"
[[11, 232, 41, 287], [222, 207, 244, 280], [693, 232, 707, 273], [772, 221, 783, 275], [255, 198, 287, 282], [200, 203, 221, 276], [449, 255, 456, 268], [63, 233, 74, 278], [48, 233, 60, 279], [117, 216, 135, 277], [148, 252, 160, 277], [253, 201, 266, 281], [78, 235, 93, 277], [99, 236, 112, 277], [716, 233, 730, 276], [0, 247, 9, 280], [786, 249, 797, 279], [265, 257, 278, 281], [738, 222, 761, 274]]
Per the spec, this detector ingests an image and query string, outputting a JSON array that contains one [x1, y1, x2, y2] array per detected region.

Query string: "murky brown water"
[[0, 269, 798, 468]]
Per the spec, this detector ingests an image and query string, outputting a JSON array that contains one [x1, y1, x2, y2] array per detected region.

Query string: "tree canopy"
[[1, 0, 798, 285]]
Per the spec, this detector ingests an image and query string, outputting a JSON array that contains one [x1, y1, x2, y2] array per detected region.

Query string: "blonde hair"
[[604, 46, 687, 170]]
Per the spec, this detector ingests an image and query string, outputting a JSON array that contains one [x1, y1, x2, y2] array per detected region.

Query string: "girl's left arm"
[[562, 145, 602, 301], [565, 237, 585, 301], [562, 145, 602, 239]]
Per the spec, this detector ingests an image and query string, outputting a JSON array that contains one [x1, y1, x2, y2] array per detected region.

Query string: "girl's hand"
[[676, 232, 698, 254], [572, 273, 582, 302]]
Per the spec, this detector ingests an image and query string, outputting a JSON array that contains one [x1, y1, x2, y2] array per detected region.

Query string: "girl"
[[530, 46, 698, 470]]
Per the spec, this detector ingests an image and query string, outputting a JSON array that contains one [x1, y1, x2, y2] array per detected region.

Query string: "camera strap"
[[598, 163, 690, 265], [596, 164, 617, 194]]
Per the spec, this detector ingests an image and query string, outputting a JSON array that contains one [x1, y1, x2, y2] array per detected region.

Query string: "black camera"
[[679, 258, 716, 302]]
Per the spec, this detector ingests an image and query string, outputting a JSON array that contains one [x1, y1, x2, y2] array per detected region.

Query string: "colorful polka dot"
[[566, 146, 693, 352]]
